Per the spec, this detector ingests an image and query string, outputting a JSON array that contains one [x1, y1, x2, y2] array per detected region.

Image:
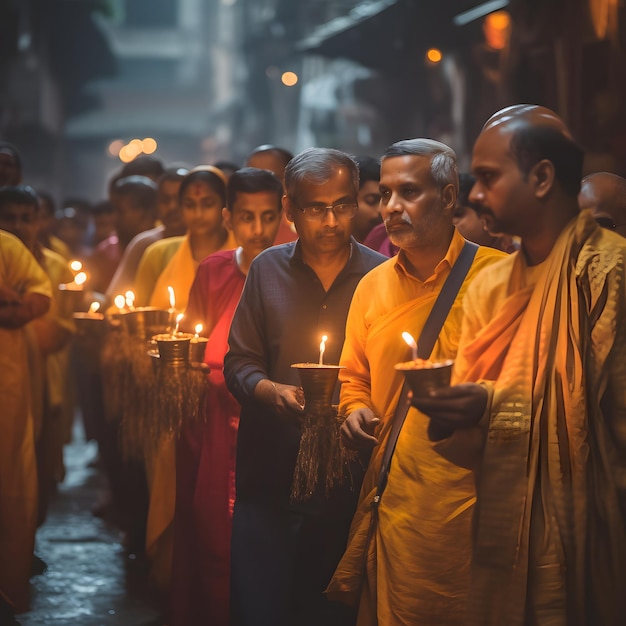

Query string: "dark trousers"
[[230, 499, 356, 626]]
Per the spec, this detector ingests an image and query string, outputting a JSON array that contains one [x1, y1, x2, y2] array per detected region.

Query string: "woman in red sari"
[[172, 167, 284, 626]]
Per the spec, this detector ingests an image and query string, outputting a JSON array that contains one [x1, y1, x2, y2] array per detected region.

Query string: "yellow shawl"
[[455, 211, 626, 626], [148, 232, 236, 311]]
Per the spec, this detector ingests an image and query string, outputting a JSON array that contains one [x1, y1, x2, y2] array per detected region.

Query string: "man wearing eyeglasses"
[[579, 171, 626, 237], [224, 147, 385, 626], [327, 139, 505, 625]]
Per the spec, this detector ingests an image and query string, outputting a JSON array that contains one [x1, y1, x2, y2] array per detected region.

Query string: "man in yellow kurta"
[[327, 139, 505, 625], [415, 105, 626, 626], [0, 228, 51, 619]]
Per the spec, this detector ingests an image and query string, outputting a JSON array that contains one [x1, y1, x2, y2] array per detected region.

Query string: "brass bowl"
[[394, 359, 454, 398], [189, 337, 208, 363], [72, 312, 106, 337], [152, 333, 194, 363], [291, 363, 345, 416], [121, 307, 169, 340], [58, 284, 85, 317]]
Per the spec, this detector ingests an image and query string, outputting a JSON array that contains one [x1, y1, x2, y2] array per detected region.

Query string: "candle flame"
[[74, 271, 87, 286], [167, 285, 175, 310], [70, 260, 82, 272], [114, 294, 126, 310], [402, 331, 417, 349], [88, 301, 100, 314], [319, 334, 328, 365], [402, 331, 418, 361], [173, 312, 184, 337], [195, 323, 203, 334], [124, 290, 135, 308]]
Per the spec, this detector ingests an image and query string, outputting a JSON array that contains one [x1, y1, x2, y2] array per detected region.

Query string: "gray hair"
[[284, 148, 359, 198], [382, 139, 458, 193]]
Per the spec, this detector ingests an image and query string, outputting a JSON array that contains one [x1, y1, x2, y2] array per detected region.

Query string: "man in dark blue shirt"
[[224, 147, 385, 626]]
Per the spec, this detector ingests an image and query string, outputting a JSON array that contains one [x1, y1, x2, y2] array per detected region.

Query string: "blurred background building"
[[1, 0, 625, 201]]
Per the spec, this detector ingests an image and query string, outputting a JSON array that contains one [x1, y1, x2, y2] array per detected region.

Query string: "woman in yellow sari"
[[135, 166, 235, 310]]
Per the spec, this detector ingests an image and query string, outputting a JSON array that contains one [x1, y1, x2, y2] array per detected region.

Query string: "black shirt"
[[224, 238, 385, 511]]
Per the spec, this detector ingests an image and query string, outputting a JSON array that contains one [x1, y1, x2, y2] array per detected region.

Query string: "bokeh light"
[[484, 11, 511, 50], [119, 145, 134, 163], [142, 137, 157, 154], [116, 137, 159, 162], [281, 71, 298, 86], [108, 139, 124, 157], [265, 66, 280, 79], [426, 48, 443, 64]]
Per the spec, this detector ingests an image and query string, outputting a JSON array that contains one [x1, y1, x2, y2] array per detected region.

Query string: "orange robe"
[[327, 229, 505, 625], [448, 211, 626, 626]]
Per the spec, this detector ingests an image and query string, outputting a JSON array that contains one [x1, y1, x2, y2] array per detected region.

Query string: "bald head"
[[478, 104, 583, 197], [579, 172, 626, 237], [483, 104, 573, 138]]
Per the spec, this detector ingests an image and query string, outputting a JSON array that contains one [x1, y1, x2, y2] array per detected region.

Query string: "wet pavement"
[[19, 427, 164, 626]]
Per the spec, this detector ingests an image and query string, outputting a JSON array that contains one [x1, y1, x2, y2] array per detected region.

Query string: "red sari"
[[171, 249, 245, 626]]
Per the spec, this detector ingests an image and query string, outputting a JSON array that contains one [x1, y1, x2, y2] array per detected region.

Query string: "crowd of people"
[[0, 103, 625, 626]]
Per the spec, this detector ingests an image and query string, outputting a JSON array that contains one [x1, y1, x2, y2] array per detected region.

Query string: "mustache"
[[473, 204, 493, 218], [384, 211, 413, 227], [318, 227, 342, 235]]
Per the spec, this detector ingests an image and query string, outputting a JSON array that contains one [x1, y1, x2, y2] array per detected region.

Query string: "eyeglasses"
[[296, 202, 358, 221], [594, 216, 618, 231]]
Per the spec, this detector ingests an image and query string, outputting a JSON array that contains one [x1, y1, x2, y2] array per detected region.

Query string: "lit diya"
[[394, 331, 453, 396], [148, 313, 205, 439], [73, 300, 105, 333], [394, 357, 454, 398], [189, 323, 208, 363], [290, 334, 351, 502], [58, 270, 87, 316], [395, 332, 454, 440], [120, 304, 169, 341]]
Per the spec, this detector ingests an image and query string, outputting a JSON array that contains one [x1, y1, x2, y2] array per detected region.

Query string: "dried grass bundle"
[[290, 408, 355, 502]]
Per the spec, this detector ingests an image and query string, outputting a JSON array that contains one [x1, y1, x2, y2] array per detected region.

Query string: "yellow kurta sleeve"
[[0, 231, 52, 298]]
